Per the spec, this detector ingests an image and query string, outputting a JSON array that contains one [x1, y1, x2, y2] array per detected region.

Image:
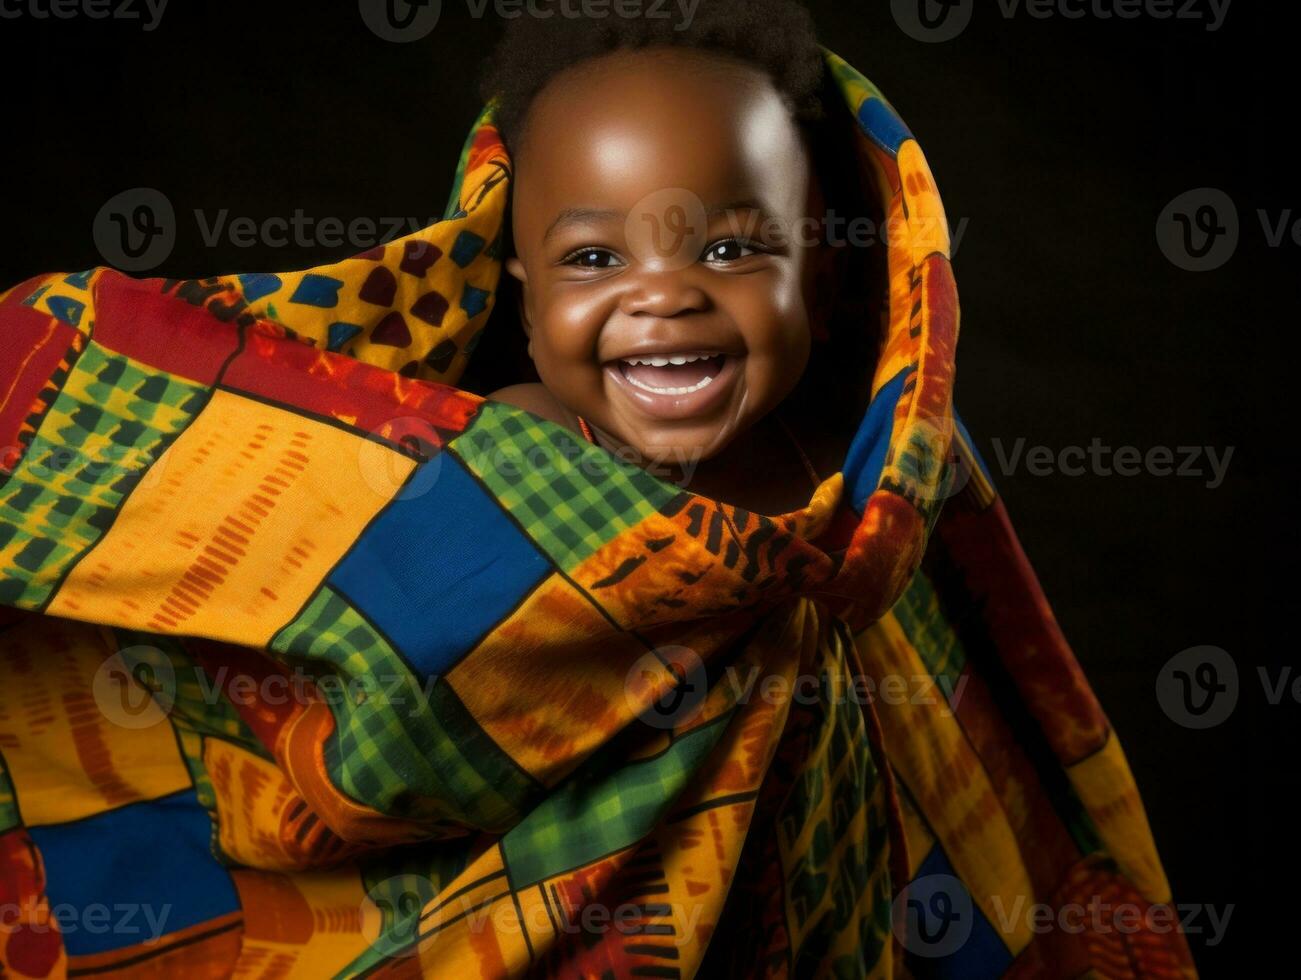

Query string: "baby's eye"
[[563, 248, 624, 269], [702, 239, 758, 263]]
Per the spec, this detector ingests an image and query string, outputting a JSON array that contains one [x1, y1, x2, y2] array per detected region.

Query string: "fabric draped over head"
[[0, 50, 1194, 979]]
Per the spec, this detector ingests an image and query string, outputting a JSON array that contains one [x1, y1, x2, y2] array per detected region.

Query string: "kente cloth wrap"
[[0, 52, 1195, 979]]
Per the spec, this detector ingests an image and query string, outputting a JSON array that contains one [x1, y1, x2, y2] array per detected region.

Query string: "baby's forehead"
[[514, 48, 804, 168], [510, 58, 811, 224]]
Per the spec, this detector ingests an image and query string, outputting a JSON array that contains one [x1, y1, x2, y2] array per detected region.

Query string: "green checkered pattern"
[[449, 401, 679, 571], [271, 585, 539, 830], [0, 341, 207, 608], [501, 711, 733, 889], [345, 843, 476, 968], [0, 753, 17, 834], [891, 571, 968, 698]]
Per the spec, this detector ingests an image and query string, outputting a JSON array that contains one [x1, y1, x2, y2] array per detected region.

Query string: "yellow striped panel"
[[1066, 731, 1173, 905], [0, 615, 189, 826], [48, 389, 413, 647]]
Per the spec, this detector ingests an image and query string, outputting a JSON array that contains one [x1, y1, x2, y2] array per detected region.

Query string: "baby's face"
[[506, 47, 825, 467]]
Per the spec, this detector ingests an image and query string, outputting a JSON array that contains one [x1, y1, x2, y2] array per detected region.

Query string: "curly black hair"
[[479, 0, 827, 158], [462, 0, 885, 435]]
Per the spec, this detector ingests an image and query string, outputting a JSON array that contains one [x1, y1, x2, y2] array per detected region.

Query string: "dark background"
[[0, 1, 1290, 974]]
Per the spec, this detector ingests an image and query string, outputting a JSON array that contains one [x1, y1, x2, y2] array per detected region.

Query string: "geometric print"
[[0, 48, 1195, 980]]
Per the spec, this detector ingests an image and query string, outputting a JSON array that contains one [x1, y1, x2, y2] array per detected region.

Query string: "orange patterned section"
[[230, 868, 374, 978], [205, 738, 375, 872], [571, 492, 844, 632], [447, 573, 650, 787]]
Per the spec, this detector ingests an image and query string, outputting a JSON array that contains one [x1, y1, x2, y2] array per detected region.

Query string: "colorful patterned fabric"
[[0, 52, 1196, 978]]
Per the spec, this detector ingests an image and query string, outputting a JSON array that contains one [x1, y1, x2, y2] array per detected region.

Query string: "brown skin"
[[490, 48, 849, 514]]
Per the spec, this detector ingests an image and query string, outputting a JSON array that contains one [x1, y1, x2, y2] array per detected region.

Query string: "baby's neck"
[[588, 410, 829, 515]]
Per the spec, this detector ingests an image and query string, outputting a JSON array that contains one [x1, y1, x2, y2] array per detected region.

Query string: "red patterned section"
[[918, 254, 958, 404], [465, 121, 509, 175], [817, 491, 927, 628], [933, 498, 1110, 765], [0, 828, 63, 978], [223, 323, 482, 452], [0, 302, 84, 470], [1006, 856, 1198, 979], [187, 639, 304, 753], [92, 272, 243, 385], [532, 838, 692, 980]]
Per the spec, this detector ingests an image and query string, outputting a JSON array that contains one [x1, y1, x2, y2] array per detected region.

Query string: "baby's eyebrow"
[[543, 198, 772, 244], [543, 207, 623, 243]]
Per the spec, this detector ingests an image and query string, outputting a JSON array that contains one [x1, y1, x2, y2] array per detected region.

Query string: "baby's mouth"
[[616, 352, 727, 395], [603, 350, 742, 421]]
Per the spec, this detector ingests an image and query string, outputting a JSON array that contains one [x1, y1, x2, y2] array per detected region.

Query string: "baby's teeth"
[[622, 353, 717, 366], [624, 373, 717, 396]]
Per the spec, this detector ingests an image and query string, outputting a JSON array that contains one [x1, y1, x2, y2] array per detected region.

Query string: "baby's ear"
[[806, 242, 841, 345], [504, 257, 533, 348]]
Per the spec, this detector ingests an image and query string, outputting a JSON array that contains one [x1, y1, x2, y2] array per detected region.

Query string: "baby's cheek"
[[536, 292, 607, 363], [744, 280, 813, 367]]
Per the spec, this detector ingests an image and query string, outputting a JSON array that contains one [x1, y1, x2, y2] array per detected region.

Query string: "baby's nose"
[[616, 270, 711, 319]]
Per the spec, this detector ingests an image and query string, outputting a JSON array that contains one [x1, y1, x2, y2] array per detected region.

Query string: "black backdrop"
[[0, 1, 1291, 974]]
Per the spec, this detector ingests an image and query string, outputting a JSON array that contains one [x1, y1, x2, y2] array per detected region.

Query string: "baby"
[[480, 0, 880, 518]]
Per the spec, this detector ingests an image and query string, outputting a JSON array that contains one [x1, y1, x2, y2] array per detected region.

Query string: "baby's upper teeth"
[[623, 353, 712, 366]]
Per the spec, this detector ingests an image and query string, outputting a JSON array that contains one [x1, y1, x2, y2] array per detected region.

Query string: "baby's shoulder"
[[486, 382, 571, 427]]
